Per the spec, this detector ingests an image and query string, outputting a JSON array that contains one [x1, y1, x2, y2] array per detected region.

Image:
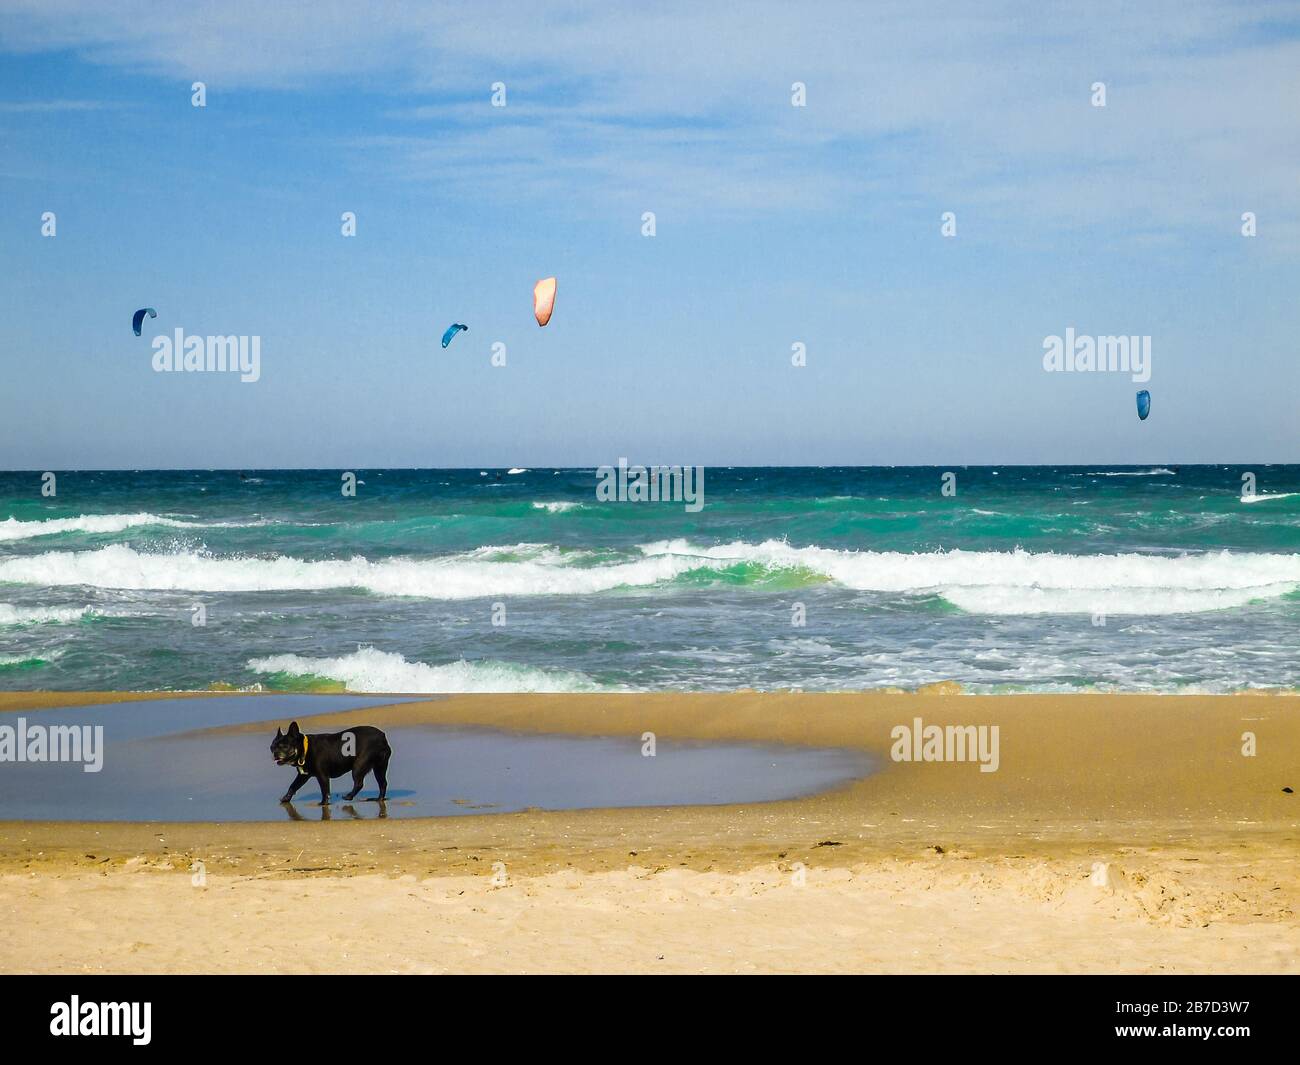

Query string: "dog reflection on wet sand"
[[282, 800, 388, 821]]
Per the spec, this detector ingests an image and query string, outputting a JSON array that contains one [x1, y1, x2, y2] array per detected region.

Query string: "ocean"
[[0, 466, 1296, 694]]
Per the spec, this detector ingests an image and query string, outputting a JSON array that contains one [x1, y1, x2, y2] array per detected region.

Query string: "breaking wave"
[[0, 512, 271, 542], [246, 647, 608, 693], [1, 540, 1296, 616]]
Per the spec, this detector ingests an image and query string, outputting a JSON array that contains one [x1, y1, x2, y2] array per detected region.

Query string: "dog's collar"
[[295, 735, 309, 773]]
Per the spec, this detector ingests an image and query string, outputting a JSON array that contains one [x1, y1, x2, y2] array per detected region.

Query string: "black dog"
[[270, 721, 391, 805]]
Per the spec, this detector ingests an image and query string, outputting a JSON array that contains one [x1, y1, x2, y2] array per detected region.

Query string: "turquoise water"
[[0, 466, 1296, 692]]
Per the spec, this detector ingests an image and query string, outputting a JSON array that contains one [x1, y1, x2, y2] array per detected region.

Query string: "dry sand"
[[1, 690, 1297, 974]]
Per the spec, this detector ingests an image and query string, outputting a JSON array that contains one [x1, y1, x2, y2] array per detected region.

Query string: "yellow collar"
[[295, 735, 309, 771]]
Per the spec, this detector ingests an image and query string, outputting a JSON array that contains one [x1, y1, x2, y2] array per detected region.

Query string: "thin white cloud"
[[2, 1, 1297, 239], [0, 98, 117, 111]]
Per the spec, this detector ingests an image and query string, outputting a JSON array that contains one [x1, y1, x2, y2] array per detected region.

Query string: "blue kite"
[[132, 307, 157, 336]]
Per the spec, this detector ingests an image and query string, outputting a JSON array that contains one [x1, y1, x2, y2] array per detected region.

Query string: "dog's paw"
[[279, 795, 292, 804]]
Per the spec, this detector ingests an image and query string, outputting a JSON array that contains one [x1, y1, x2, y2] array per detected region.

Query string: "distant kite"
[[132, 307, 157, 336], [441, 323, 468, 348], [533, 277, 556, 327], [1136, 390, 1151, 421]]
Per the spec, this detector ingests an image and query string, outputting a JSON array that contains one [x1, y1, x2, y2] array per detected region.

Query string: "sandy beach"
[[0, 690, 1296, 974]]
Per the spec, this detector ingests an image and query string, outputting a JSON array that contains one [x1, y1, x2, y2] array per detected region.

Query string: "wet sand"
[[1, 690, 1297, 973], [0, 695, 871, 821]]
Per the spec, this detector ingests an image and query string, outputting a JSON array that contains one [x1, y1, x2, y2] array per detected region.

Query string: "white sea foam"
[[635, 539, 1300, 615], [938, 584, 1295, 615], [1077, 468, 1176, 477], [0, 543, 695, 599], [531, 501, 582, 513], [246, 647, 607, 693], [0, 649, 61, 666], [1241, 492, 1298, 504], [0, 604, 92, 625], [0, 512, 272, 542], [2, 540, 1296, 615]]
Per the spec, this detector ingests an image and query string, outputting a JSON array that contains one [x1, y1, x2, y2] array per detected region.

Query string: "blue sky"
[[1, 1, 1296, 468]]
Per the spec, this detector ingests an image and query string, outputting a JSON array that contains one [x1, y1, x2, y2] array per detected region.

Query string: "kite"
[[533, 277, 556, 327], [132, 308, 157, 336]]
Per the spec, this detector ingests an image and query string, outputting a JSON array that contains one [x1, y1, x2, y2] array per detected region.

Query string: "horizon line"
[[2, 462, 1296, 475]]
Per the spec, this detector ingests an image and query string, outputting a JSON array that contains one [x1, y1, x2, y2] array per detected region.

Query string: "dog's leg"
[[344, 766, 367, 802], [316, 770, 332, 805], [374, 755, 388, 801], [280, 772, 311, 804]]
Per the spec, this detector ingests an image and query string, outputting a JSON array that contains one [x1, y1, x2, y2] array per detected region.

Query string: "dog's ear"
[[275, 726, 283, 738], [287, 721, 300, 737]]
